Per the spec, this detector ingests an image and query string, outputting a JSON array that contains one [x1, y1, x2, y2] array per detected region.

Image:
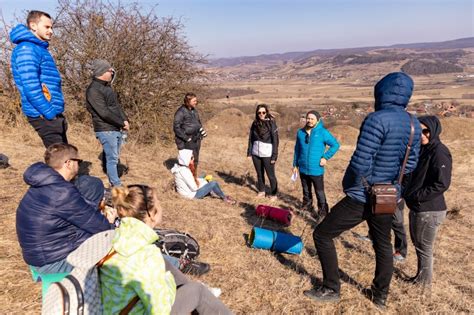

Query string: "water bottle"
[[121, 131, 128, 144]]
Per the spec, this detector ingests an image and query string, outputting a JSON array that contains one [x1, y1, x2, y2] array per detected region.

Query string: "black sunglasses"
[[66, 158, 83, 164], [128, 184, 151, 218], [422, 128, 430, 136], [258, 111, 266, 115]]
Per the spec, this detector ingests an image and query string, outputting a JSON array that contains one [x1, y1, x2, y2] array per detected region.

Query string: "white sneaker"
[[208, 287, 222, 298], [199, 281, 222, 297]]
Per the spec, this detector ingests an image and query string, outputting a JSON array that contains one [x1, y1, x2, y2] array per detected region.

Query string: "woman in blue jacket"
[[293, 110, 339, 219]]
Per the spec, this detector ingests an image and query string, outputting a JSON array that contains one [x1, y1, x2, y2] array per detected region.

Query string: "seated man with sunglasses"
[[16, 143, 114, 275]]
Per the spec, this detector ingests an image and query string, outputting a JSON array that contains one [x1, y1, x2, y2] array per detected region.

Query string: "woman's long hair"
[[254, 104, 274, 121], [253, 104, 274, 138], [188, 158, 200, 187]]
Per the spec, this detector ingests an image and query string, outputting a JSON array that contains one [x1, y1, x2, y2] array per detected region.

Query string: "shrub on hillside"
[[401, 59, 463, 75]]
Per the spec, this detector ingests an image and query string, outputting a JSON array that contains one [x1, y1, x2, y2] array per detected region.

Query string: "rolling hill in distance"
[[208, 37, 474, 67], [206, 37, 474, 83]]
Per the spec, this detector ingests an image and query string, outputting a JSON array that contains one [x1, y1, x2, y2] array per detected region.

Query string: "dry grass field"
[[212, 73, 474, 109], [0, 99, 473, 314]]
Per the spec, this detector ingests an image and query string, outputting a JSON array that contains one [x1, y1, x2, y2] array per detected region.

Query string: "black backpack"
[[154, 229, 200, 260]]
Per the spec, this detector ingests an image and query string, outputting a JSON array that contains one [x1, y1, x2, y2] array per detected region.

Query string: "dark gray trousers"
[[164, 259, 232, 315], [409, 210, 446, 285]]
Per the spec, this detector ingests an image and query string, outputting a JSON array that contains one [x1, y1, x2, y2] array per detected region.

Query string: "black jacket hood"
[[418, 115, 442, 145]]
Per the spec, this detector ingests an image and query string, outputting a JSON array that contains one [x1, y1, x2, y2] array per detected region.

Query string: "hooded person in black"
[[404, 116, 452, 212], [403, 115, 452, 287]]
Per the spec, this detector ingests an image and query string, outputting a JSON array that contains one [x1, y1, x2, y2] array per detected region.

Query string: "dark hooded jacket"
[[403, 116, 452, 212], [342, 72, 422, 203], [16, 162, 112, 267]]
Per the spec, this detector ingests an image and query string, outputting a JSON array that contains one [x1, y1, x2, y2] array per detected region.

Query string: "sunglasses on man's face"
[[128, 184, 151, 218], [66, 158, 83, 164], [258, 111, 266, 115], [422, 128, 430, 136]]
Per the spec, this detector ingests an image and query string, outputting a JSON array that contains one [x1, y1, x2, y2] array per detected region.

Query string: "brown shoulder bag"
[[370, 114, 415, 215]]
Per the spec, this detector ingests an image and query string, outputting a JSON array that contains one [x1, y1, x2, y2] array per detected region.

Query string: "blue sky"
[[1, 0, 473, 58]]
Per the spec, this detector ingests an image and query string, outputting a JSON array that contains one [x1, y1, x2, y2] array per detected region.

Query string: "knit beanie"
[[306, 110, 321, 120], [91, 59, 112, 77]]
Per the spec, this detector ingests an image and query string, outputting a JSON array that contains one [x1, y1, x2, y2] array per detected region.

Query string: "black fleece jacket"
[[85, 78, 128, 132], [403, 116, 452, 212], [247, 119, 279, 161], [173, 105, 203, 150]]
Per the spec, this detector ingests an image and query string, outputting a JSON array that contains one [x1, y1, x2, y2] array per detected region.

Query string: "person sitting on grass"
[[16, 144, 113, 275], [100, 185, 232, 314], [171, 149, 236, 205], [76, 180, 211, 277]]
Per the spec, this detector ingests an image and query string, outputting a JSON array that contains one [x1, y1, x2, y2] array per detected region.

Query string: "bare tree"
[[1, 1, 208, 141], [0, 11, 24, 125]]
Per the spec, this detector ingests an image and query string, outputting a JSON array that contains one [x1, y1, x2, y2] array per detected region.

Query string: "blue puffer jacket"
[[343, 72, 421, 203], [10, 24, 64, 120], [293, 120, 340, 176], [16, 162, 112, 267]]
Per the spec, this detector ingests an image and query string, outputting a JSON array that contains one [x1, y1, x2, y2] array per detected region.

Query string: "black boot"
[[362, 287, 387, 310], [315, 203, 329, 223], [320, 203, 329, 217], [301, 201, 313, 212]]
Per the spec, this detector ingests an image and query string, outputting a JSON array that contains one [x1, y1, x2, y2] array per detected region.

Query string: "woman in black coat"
[[247, 104, 279, 200], [403, 115, 452, 287]]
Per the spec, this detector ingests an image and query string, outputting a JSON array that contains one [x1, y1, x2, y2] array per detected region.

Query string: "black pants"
[[392, 200, 407, 257], [28, 114, 68, 148], [300, 173, 326, 209], [252, 155, 278, 196], [367, 200, 407, 257], [313, 196, 393, 298]]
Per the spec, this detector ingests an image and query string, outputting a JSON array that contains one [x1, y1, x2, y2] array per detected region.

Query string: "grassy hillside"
[[0, 112, 472, 313]]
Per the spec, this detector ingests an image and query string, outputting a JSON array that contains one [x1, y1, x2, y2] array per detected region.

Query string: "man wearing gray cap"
[[86, 59, 129, 187]]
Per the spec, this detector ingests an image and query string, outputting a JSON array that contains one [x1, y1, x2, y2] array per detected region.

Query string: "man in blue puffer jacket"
[[10, 11, 68, 148], [293, 110, 339, 219], [16, 144, 113, 274], [304, 72, 421, 309]]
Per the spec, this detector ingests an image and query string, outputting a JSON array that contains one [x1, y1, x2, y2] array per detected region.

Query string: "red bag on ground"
[[256, 205, 293, 226]]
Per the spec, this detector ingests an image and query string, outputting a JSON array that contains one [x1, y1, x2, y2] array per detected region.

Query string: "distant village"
[[296, 101, 474, 128]]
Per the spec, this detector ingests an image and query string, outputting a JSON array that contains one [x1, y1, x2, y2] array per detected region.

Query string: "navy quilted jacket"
[[10, 24, 64, 120], [16, 163, 112, 267], [342, 72, 421, 203]]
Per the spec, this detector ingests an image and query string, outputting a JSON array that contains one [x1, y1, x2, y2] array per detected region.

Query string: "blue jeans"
[[96, 131, 122, 186], [32, 258, 74, 274], [163, 254, 180, 269], [194, 181, 225, 199]]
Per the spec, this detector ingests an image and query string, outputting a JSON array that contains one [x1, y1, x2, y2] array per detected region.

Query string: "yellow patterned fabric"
[[100, 217, 176, 314]]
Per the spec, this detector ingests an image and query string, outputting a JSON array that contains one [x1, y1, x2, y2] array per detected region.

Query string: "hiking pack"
[[154, 228, 200, 260]]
